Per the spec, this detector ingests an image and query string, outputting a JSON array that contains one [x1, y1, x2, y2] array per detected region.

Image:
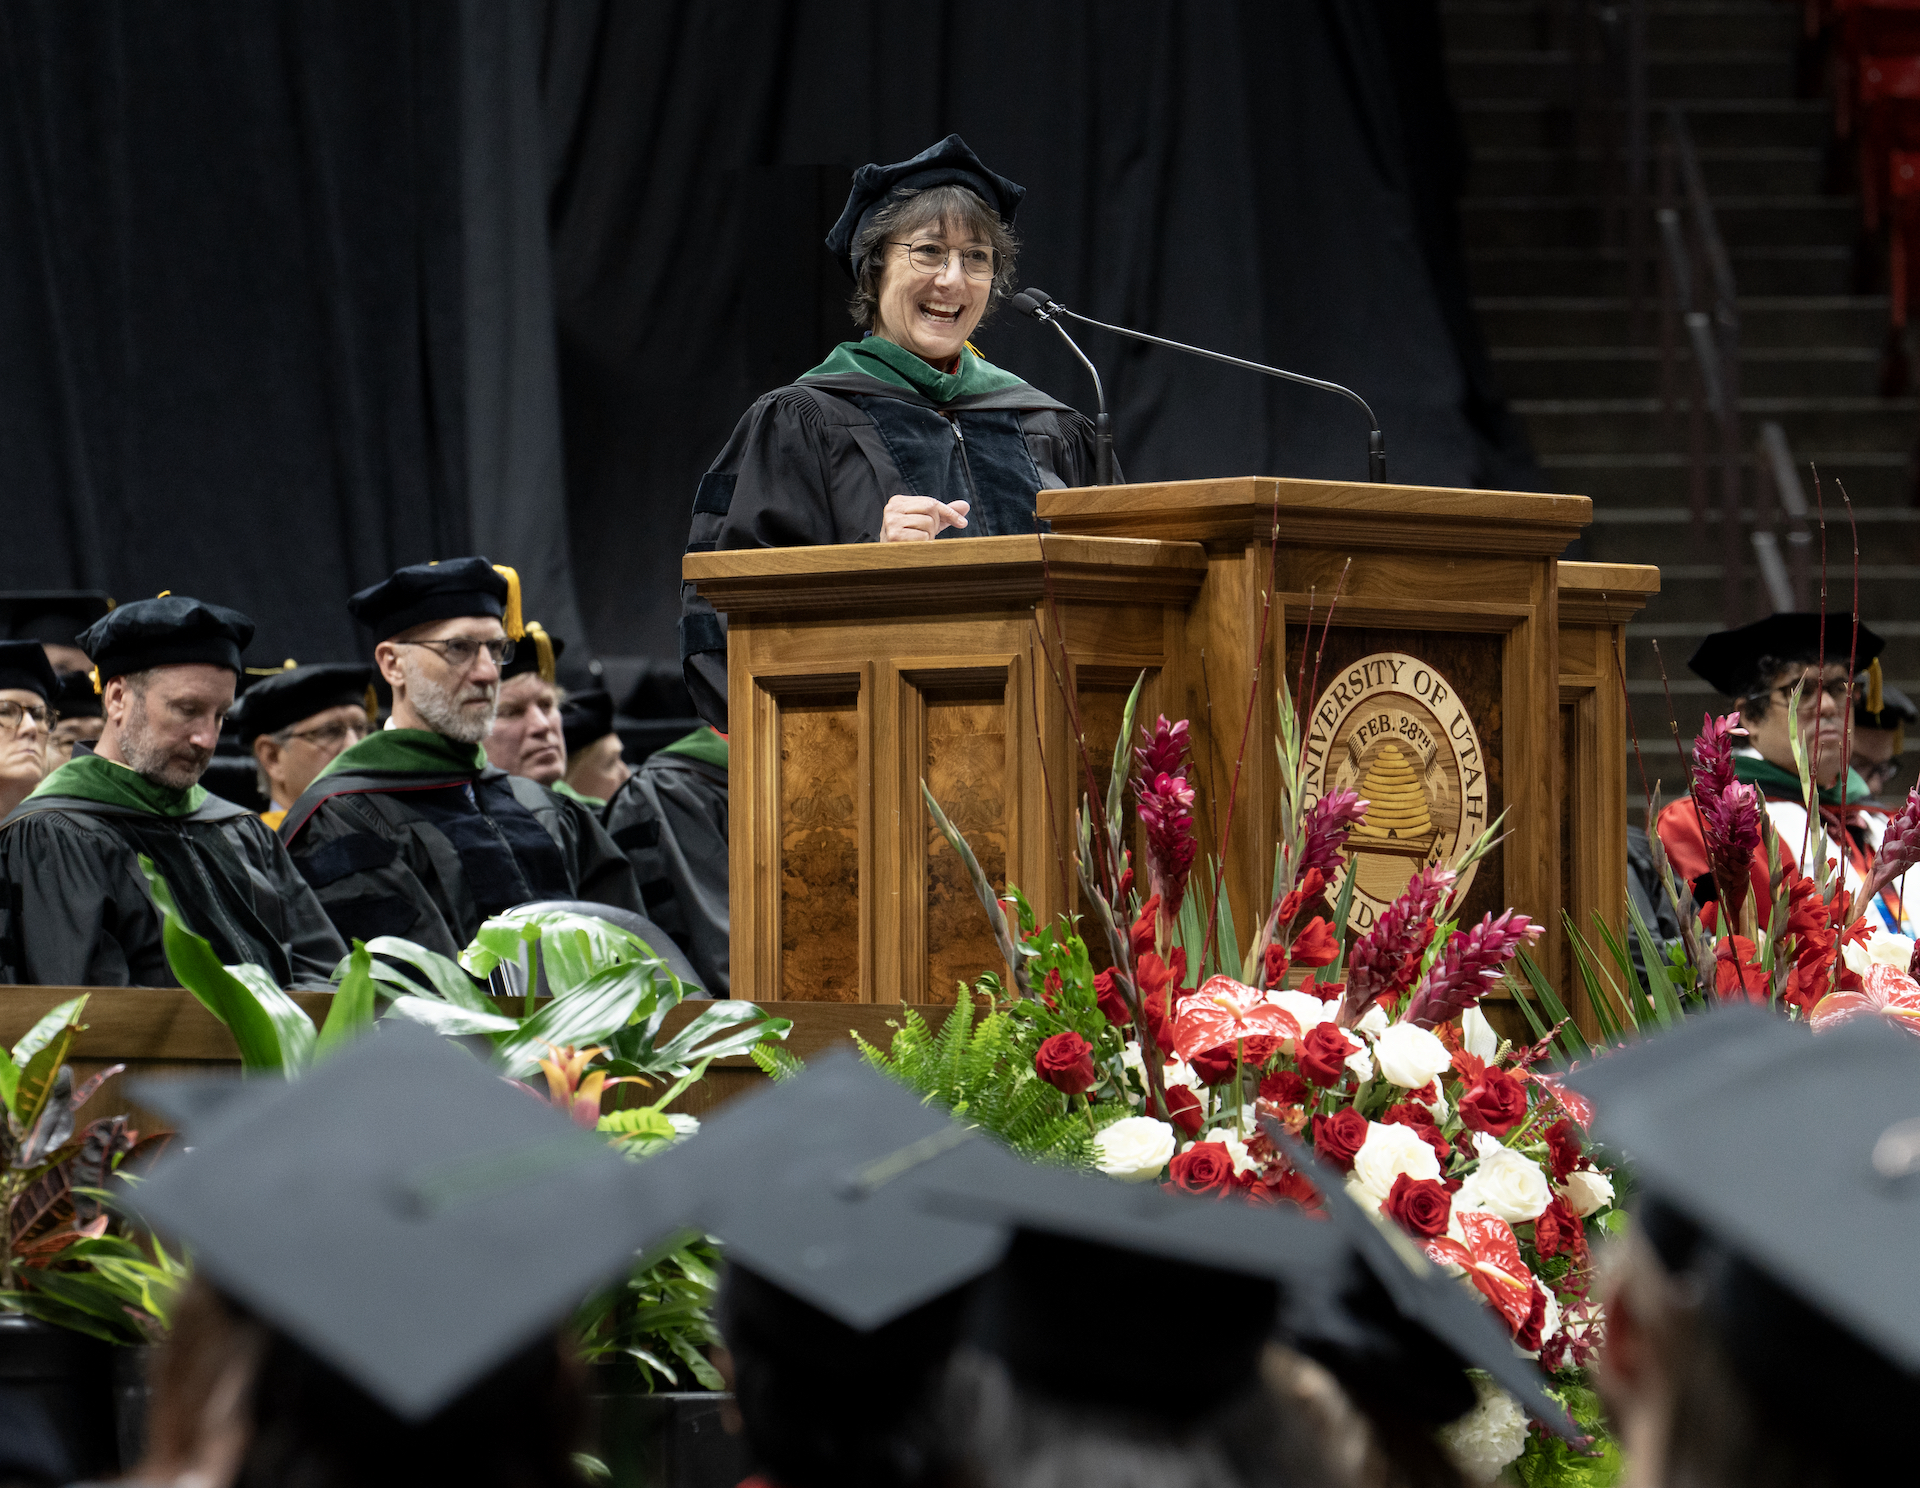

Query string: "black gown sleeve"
[[285, 794, 465, 959], [0, 813, 154, 987], [236, 819, 350, 986], [603, 758, 730, 997], [519, 781, 646, 916]]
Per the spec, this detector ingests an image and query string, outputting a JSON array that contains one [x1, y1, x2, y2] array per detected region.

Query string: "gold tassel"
[[363, 683, 379, 725], [156, 589, 171, 598], [1895, 722, 1907, 758], [89, 666, 101, 696], [245, 658, 298, 677], [525, 621, 555, 684], [1869, 656, 1885, 716], [492, 565, 525, 640]]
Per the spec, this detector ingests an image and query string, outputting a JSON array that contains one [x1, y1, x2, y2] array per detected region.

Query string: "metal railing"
[[1751, 421, 1814, 612], [1655, 107, 1745, 626]]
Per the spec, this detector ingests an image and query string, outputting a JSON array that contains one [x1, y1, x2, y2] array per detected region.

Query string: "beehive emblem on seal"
[[1297, 652, 1491, 931]]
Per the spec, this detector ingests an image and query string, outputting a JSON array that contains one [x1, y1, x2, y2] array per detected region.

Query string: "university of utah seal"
[[1298, 652, 1490, 931]]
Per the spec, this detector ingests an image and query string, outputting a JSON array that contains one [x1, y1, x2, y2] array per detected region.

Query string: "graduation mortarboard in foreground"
[[0, 641, 58, 702], [618, 1051, 1011, 1330], [123, 1023, 651, 1421], [561, 688, 617, 755], [228, 662, 375, 745], [347, 557, 525, 644], [1566, 1007, 1920, 1381], [0, 590, 115, 649], [501, 621, 563, 683], [51, 670, 100, 720], [1687, 611, 1885, 700], [824, 134, 1025, 282], [75, 595, 254, 683]]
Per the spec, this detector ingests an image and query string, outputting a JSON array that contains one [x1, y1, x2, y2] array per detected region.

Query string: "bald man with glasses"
[[279, 559, 641, 956]]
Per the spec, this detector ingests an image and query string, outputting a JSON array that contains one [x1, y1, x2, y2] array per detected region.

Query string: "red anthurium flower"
[[1424, 1210, 1538, 1338], [1810, 962, 1920, 1037], [1172, 975, 1300, 1061]]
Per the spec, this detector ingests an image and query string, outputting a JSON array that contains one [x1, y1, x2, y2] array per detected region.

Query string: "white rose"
[[1162, 1058, 1201, 1092], [1558, 1167, 1615, 1218], [1461, 1005, 1500, 1061], [1457, 1146, 1552, 1224], [1374, 1022, 1453, 1088], [1218, 1129, 1258, 1175], [1345, 1044, 1376, 1082], [1437, 1376, 1530, 1483], [1356, 1003, 1391, 1038], [1268, 989, 1335, 1042], [1093, 1116, 1177, 1183], [1872, 933, 1915, 970], [1349, 1120, 1443, 1206]]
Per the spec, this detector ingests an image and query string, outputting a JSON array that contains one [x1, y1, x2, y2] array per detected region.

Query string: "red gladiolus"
[[1259, 1069, 1310, 1106], [1310, 1107, 1370, 1170], [1691, 711, 1763, 921], [1298, 1023, 1359, 1086], [1274, 867, 1328, 932], [1131, 896, 1160, 958], [1301, 789, 1370, 881], [1093, 969, 1132, 1027], [1161, 1084, 1204, 1137], [1544, 1119, 1583, 1183], [1713, 935, 1766, 1002], [1166, 1140, 1235, 1196], [1402, 910, 1543, 1029], [1041, 968, 1063, 1010], [1264, 943, 1290, 985], [1034, 1031, 1096, 1096], [1458, 1067, 1529, 1135], [1288, 917, 1340, 968], [1384, 1174, 1453, 1240]]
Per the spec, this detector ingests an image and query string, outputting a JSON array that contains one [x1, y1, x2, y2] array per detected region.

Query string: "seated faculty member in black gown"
[[279, 559, 642, 956], [678, 134, 1108, 729], [228, 662, 376, 831], [0, 597, 347, 988]]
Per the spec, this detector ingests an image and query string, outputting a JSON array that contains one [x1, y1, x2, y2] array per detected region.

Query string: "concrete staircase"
[[1445, 0, 1920, 807]]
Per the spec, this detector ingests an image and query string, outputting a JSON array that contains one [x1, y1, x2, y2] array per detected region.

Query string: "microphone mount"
[[1016, 288, 1387, 483], [1008, 289, 1114, 485]]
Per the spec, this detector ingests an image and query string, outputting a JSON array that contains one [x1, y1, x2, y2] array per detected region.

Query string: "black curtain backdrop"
[[0, 1, 1531, 669]]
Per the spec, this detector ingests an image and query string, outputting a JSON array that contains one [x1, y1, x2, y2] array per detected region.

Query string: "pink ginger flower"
[[1691, 711, 1763, 918], [1134, 716, 1191, 780], [1136, 770, 1198, 923], [1301, 788, 1370, 881], [1340, 865, 1454, 1024], [1401, 910, 1544, 1029], [1863, 784, 1920, 909]]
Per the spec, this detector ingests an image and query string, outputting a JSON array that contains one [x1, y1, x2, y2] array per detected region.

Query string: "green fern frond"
[[750, 1044, 805, 1082]]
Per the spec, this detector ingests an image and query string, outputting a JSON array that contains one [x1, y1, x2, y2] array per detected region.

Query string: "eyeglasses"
[[1761, 676, 1857, 709], [398, 637, 514, 672], [0, 701, 49, 734], [283, 719, 372, 750], [886, 241, 998, 280], [1861, 757, 1906, 792]]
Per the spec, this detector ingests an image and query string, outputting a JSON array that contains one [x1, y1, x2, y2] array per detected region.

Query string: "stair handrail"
[[1751, 421, 1814, 612], [1655, 106, 1746, 627]]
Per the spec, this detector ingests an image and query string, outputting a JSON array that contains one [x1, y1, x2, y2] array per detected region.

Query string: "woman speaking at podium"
[[677, 135, 1108, 729]]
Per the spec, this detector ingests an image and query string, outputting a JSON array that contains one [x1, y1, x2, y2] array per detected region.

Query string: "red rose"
[[1383, 1173, 1452, 1239], [1288, 916, 1340, 968], [1310, 1107, 1370, 1170], [1264, 943, 1289, 985], [1259, 1069, 1309, 1106], [1382, 1103, 1452, 1172], [1544, 1118, 1582, 1183], [1034, 1031, 1096, 1096], [1161, 1084, 1204, 1137], [1458, 1067, 1529, 1135], [1531, 1195, 1585, 1261], [1131, 895, 1161, 958], [1093, 969, 1132, 1027], [1166, 1140, 1234, 1196], [1297, 1023, 1357, 1086], [1189, 1045, 1236, 1085], [1514, 1283, 1547, 1353]]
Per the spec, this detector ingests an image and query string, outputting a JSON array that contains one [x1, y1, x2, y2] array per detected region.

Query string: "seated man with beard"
[[0, 596, 347, 987], [280, 559, 641, 955]]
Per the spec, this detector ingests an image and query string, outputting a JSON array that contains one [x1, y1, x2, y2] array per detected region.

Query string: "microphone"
[[1008, 289, 1115, 485], [1016, 287, 1387, 483]]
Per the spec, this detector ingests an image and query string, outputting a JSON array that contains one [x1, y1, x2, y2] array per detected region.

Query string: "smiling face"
[[871, 218, 993, 366]]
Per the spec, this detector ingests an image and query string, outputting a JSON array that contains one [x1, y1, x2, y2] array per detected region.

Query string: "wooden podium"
[[686, 478, 1657, 1024]]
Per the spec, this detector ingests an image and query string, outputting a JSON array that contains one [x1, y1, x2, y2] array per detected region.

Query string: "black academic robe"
[[603, 750, 730, 998], [280, 763, 645, 960], [678, 373, 1105, 728], [0, 793, 347, 988]]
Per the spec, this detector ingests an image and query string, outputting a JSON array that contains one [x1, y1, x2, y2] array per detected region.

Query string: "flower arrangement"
[[927, 674, 1623, 1483]]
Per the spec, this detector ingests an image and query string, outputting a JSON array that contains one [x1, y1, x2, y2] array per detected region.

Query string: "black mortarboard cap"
[[1565, 1006, 1920, 1377], [561, 688, 617, 755], [51, 669, 101, 720], [347, 557, 524, 644], [1859, 681, 1918, 730], [501, 621, 564, 683], [76, 595, 254, 683], [1687, 612, 1885, 699], [122, 1023, 650, 1421], [0, 641, 58, 702], [824, 134, 1025, 282], [228, 663, 375, 744], [0, 591, 115, 650], [619, 1052, 1009, 1330]]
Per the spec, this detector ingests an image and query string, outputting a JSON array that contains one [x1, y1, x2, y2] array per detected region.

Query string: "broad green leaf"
[[138, 857, 290, 1073], [11, 996, 87, 1069], [12, 1024, 77, 1138], [382, 996, 521, 1038], [1513, 950, 1590, 1064], [1316, 863, 1358, 984], [363, 937, 496, 1012], [646, 1006, 790, 1076], [314, 941, 377, 1059], [491, 963, 655, 1080], [599, 1108, 678, 1141], [226, 963, 318, 1073]]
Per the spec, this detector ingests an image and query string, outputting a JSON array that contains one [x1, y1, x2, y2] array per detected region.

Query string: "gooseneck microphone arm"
[[1008, 290, 1114, 484], [1019, 288, 1387, 483]]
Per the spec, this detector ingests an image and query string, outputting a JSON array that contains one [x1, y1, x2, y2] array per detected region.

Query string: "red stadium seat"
[[1831, 1, 1920, 143], [1887, 148, 1920, 327], [1856, 53, 1920, 229]]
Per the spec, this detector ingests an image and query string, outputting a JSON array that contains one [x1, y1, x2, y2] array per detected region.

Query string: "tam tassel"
[[526, 621, 555, 683], [88, 666, 101, 696], [492, 564, 525, 640], [363, 683, 379, 725], [1869, 656, 1885, 716]]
